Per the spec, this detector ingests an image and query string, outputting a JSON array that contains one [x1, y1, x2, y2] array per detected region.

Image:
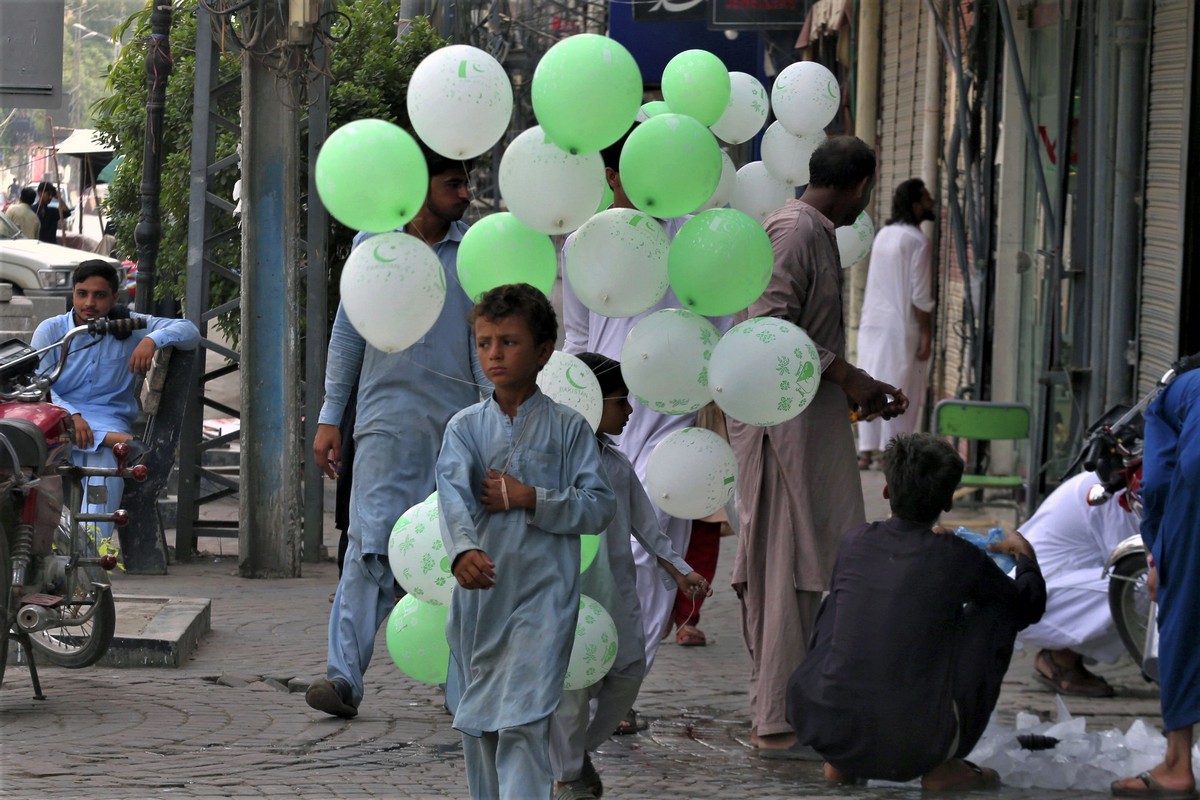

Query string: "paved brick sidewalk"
[[0, 471, 1161, 798]]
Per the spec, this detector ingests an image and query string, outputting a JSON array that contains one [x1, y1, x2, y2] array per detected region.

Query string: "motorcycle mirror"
[[1086, 483, 1112, 506]]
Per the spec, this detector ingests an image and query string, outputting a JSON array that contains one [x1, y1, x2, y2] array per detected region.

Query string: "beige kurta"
[[727, 199, 867, 736]]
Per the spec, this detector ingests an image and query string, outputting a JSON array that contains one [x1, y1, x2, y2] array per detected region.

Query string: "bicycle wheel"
[[27, 516, 115, 668], [1108, 551, 1150, 668]]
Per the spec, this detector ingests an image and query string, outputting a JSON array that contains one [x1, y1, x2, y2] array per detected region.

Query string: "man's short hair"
[[883, 433, 964, 525], [600, 124, 638, 173], [19, 187, 37, 205], [73, 259, 120, 293], [576, 352, 626, 398], [807, 136, 877, 191], [888, 178, 927, 226], [36, 181, 57, 197], [422, 143, 473, 181], [469, 283, 558, 345]]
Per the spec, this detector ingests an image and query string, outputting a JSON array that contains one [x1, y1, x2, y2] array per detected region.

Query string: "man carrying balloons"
[[725, 136, 909, 758], [855, 178, 937, 471], [306, 144, 484, 720]]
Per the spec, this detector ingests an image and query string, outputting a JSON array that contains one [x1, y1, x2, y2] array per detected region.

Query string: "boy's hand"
[[481, 469, 535, 512], [452, 549, 496, 590], [988, 530, 1036, 562], [675, 570, 713, 599]]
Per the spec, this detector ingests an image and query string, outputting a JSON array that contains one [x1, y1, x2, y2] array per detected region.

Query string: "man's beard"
[[921, 208, 936, 222]]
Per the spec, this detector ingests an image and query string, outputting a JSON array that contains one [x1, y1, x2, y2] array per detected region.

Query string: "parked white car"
[[0, 213, 125, 310]]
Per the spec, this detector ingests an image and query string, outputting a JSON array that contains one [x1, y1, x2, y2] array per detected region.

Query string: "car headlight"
[[37, 268, 74, 290]]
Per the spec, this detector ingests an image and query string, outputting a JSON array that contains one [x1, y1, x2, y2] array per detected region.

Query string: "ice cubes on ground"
[[1045, 715, 1087, 740], [1015, 711, 1042, 731]]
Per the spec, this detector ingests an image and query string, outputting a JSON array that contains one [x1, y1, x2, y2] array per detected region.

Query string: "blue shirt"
[[31, 311, 199, 451]]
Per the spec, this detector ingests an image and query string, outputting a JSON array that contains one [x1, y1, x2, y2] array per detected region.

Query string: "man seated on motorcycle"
[[787, 433, 1046, 790], [30, 261, 199, 565], [1016, 471, 1141, 697]]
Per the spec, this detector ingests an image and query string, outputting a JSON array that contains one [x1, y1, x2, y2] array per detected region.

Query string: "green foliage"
[[93, 0, 447, 342]]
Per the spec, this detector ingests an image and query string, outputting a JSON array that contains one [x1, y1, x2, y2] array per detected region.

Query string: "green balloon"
[[316, 119, 428, 233], [580, 535, 599, 574], [638, 100, 671, 121], [618, 114, 723, 218], [457, 213, 557, 301], [668, 209, 774, 316], [532, 34, 643, 155], [385, 595, 450, 684], [661, 50, 731, 127]]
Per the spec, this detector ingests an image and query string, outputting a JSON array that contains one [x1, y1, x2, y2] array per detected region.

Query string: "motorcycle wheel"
[[27, 518, 116, 669], [1108, 551, 1150, 668], [0, 521, 10, 686]]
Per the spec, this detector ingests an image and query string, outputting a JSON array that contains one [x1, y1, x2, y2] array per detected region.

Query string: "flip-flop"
[[676, 624, 707, 647], [1111, 773, 1199, 799], [1033, 649, 1116, 697]]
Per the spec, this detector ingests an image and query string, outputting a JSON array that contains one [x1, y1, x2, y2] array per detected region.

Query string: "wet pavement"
[[0, 470, 1166, 798]]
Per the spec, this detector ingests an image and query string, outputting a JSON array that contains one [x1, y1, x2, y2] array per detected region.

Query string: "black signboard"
[[633, 0, 709, 23], [710, 0, 808, 29]]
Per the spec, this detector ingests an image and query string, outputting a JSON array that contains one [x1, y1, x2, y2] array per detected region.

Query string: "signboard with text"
[[633, 0, 709, 23], [710, 0, 808, 29]]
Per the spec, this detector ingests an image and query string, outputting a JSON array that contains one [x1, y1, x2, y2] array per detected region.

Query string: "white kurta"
[[561, 216, 732, 667], [1015, 471, 1142, 662], [856, 222, 935, 452], [438, 390, 616, 736]]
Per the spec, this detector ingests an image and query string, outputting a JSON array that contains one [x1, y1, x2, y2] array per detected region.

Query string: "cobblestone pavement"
[[1, 471, 1163, 798]]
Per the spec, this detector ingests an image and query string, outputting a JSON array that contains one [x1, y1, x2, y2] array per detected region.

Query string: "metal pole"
[[1106, 0, 1150, 405], [239, 0, 303, 577], [134, 3, 172, 314]]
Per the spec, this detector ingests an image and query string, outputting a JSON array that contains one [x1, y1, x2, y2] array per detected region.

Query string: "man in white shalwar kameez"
[[1016, 471, 1141, 696], [561, 130, 733, 677], [856, 178, 936, 466]]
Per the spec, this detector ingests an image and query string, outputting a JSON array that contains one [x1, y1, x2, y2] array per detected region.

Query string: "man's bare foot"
[[753, 731, 796, 750], [921, 758, 1001, 790], [824, 762, 864, 785]]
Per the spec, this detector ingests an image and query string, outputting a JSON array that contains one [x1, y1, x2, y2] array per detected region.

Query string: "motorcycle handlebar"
[[1170, 351, 1200, 378], [1081, 436, 1110, 474], [87, 317, 148, 337]]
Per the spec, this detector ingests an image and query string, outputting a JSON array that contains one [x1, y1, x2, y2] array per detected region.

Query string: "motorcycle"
[[1075, 352, 1200, 679], [0, 317, 148, 698]]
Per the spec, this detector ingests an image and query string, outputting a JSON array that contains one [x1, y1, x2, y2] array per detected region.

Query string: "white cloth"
[[438, 390, 616, 736], [855, 222, 934, 452], [1015, 471, 1142, 662], [560, 216, 732, 669]]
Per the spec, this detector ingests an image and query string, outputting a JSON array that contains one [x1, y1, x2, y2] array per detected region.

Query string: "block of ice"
[[1015, 711, 1042, 730], [1046, 716, 1087, 740], [1054, 694, 1074, 723]]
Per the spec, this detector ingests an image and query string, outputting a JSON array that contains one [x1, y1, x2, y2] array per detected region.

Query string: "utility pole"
[[239, 0, 303, 577], [134, 2, 172, 312]]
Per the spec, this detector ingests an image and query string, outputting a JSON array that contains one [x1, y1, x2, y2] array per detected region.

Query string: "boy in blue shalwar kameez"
[[438, 284, 616, 800]]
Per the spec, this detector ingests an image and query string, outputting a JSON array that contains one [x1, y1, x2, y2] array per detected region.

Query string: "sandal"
[[613, 708, 643, 736], [857, 454, 872, 470], [676, 623, 707, 647], [1112, 772, 1199, 798], [1034, 649, 1116, 698]]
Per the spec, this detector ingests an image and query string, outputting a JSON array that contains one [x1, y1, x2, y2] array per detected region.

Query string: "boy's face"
[[474, 314, 552, 391], [597, 391, 633, 436]]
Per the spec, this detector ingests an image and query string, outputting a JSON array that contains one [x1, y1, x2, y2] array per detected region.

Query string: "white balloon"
[[709, 71, 769, 144], [565, 208, 670, 318], [407, 45, 513, 159], [731, 162, 792, 225], [564, 594, 618, 690], [761, 122, 824, 186], [771, 61, 840, 137], [499, 126, 605, 235], [620, 309, 719, 415], [536, 350, 603, 432], [837, 211, 875, 266], [387, 493, 454, 606], [340, 233, 446, 353], [695, 150, 738, 212], [645, 427, 738, 519], [709, 317, 822, 426]]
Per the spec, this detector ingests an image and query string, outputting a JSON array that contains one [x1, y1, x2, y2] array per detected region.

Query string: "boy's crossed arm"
[[451, 471, 532, 590]]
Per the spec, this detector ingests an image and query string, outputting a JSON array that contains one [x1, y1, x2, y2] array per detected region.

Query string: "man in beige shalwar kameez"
[[727, 136, 910, 757]]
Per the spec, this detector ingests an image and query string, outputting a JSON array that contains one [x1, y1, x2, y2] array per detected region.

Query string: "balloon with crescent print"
[[340, 232, 446, 353]]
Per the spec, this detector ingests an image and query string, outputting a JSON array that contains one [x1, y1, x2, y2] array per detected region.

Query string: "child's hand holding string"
[[481, 469, 535, 512], [677, 570, 713, 600]]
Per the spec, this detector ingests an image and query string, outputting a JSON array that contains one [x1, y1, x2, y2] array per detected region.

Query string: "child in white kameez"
[[548, 353, 711, 800], [438, 284, 616, 800]]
